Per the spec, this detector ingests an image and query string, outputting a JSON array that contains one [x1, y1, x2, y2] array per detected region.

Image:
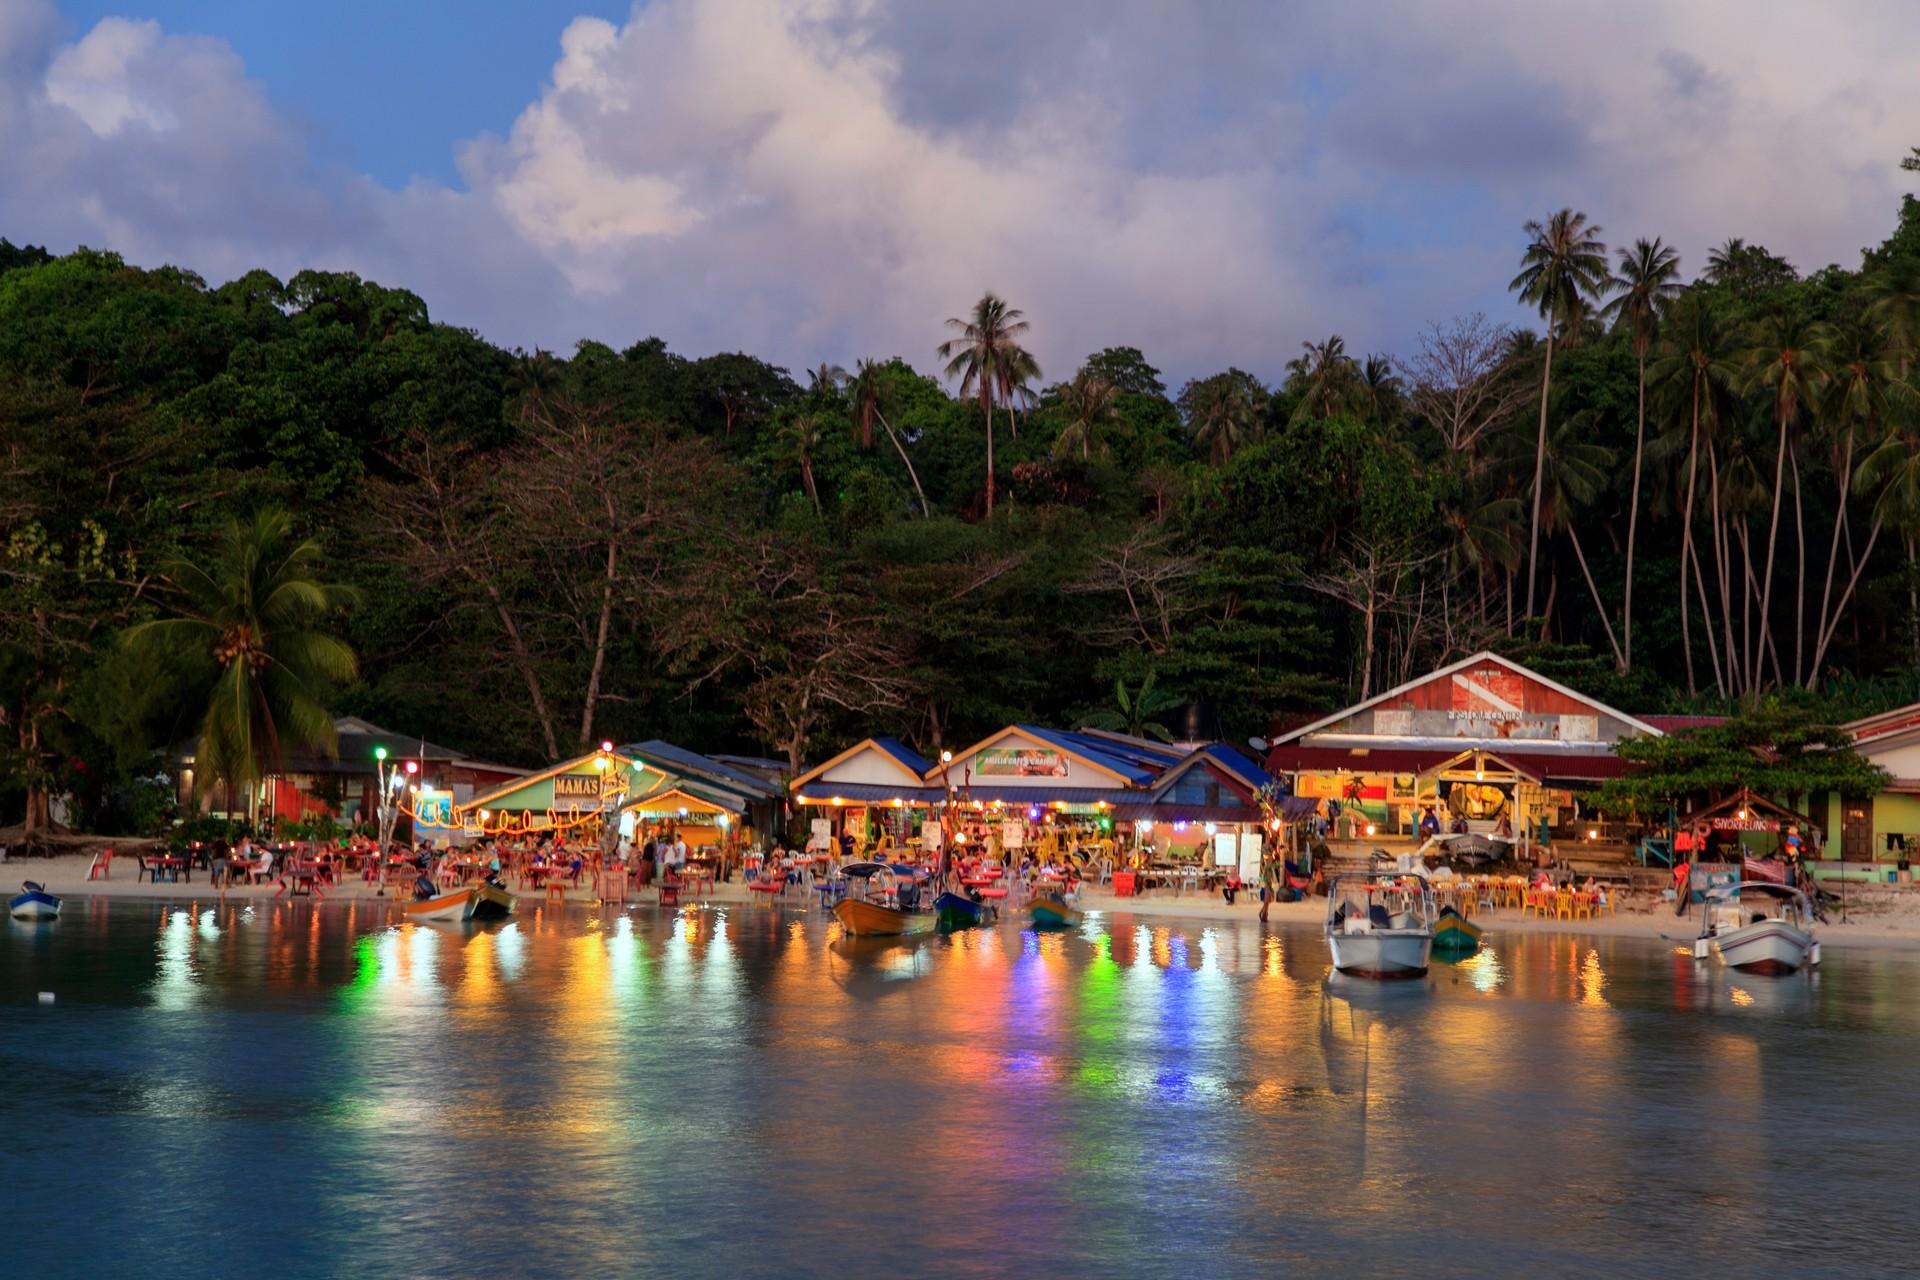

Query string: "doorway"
[[1842, 796, 1874, 861]]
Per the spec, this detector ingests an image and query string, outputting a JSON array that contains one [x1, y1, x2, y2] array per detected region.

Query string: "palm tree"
[[1534, 418, 1621, 662], [937, 294, 1040, 517], [1739, 308, 1833, 691], [1649, 293, 1737, 697], [1285, 335, 1360, 425], [1601, 237, 1682, 670], [1509, 209, 1609, 617], [846, 358, 930, 516], [781, 414, 826, 514], [1704, 238, 1747, 285], [1866, 258, 1920, 365], [1082, 672, 1181, 742], [124, 510, 358, 810], [807, 362, 847, 409], [1052, 370, 1122, 461], [1183, 373, 1262, 465], [1357, 354, 1404, 428], [1849, 411, 1920, 673]]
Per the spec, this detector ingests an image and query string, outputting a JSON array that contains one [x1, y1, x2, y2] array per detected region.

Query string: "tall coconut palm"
[[1866, 258, 1920, 366], [1601, 237, 1682, 671], [1739, 308, 1833, 691], [1183, 373, 1262, 465], [1052, 369, 1122, 461], [1849, 411, 1920, 673], [938, 294, 1040, 517], [807, 362, 848, 410], [123, 510, 359, 808], [846, 358, 930, 516], [1509, 209, 1609, 617], [1285, 335, 1360, 425], [781, 414, 827, 514], [1649, 293, 1737, 697], [1534, 417, 1621, 661]]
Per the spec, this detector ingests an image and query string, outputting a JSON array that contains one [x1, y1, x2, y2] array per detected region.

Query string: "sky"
[[5, 0, 1920, 387]]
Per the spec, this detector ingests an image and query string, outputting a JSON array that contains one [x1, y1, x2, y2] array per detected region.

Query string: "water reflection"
[[7, 902, 1920, 1278]]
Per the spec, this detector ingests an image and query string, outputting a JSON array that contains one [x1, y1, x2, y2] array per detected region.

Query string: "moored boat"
[[933, 891, 992, 932], [1430, 905, 1481, 955], [466, 881, 515, 921], [834, 896, 928, 937], [1695, 881, 1820, 975], [9, 881, 61, 920], [1026, 891, 1081, 930], [403, 888, 472, 924], [1325, 873, 1434, 979]]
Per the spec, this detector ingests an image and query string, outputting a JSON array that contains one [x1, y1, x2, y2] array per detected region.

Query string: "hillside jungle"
[[4, 180, 1920, 833]]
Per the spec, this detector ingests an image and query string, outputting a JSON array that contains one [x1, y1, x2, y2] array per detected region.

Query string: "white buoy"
[[37, 991, 54, 1004]]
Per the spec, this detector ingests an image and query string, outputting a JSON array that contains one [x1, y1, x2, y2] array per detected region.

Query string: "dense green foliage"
[[1594, 703, 1890, 813], [6, 180, 1920, 829]]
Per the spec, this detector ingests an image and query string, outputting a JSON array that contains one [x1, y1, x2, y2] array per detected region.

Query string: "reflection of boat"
[[9, 881, 60, 920], [404, 889, 474, 924], [833, 896, 930, 936], [1026, 892, 1081, 930], [1325, 873, 1434, 980], [1695, 881, 1819, 975], [933, 891, 993, 932], [467, 881, 514, 921], [1430, 906, 1481, 956]]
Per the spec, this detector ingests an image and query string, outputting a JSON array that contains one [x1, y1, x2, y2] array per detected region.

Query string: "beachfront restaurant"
[[1263, 651, 1665, 852], [1834, 703, 1920, 870], [788, 725, 1281, 884]]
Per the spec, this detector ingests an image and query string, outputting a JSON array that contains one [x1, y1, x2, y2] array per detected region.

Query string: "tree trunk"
[[876, 408, 930, 517], [1525, 331, 1556, 617], [981, 387, 996, 517], [1755, 406, 1790, 695], [801, 457, 821, 514], [467, 568, 560, 759], [1622, 350, 1647, 671], [1568, 523, 1624, 666], [577, 532, 618, 751], [1809, 516, 1886, 682], [1678, 378, 1702, 697], [1688, 535, 1726, 698], [1812, 426, 1857, 689], [1910, 532, 1919, 671], [1790, 445, 1806, 686]]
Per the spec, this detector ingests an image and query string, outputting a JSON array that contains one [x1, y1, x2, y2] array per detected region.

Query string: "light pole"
[[595, 741, 620, 864], [372, 745, 409, 893]]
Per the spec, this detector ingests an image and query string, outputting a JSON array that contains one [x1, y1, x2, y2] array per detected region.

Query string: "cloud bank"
[[3, 0, 1918, 384]]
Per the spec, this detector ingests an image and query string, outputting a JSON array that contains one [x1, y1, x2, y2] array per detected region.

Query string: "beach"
[[16, 851, 1920, 951]]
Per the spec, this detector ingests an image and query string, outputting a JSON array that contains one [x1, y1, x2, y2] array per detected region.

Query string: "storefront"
[[1265, 651, 1662, 847]]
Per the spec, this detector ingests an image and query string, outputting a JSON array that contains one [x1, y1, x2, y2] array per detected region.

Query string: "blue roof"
[[1014, 725, 1156, 785], [1197, 742, 1272, 789], [871, 736, 933, 777], [791, 783, 1125, 806], [620, 740, 782, 799]]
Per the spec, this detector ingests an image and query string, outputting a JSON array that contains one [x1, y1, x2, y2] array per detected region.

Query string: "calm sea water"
[[5, 898, 1919, 1279]]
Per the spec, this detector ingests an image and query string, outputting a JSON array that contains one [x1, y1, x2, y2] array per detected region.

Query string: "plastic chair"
[[546, 879, 566, 905], [87, 848, 113, 881]]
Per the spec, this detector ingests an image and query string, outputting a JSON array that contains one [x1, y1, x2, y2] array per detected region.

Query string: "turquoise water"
[[5, 898, 1920, 1278]]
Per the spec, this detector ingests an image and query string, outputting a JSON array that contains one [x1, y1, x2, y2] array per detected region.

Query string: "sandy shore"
[[11, 853, 1920, 951]]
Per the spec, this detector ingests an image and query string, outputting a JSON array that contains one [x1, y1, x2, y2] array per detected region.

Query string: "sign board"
[[414, 788, 454, 828], [553, 773, 620, 808], [1710, 816, 1781, 833], [976, 747, 1068, 778], [1001, 820, 1025, 849]]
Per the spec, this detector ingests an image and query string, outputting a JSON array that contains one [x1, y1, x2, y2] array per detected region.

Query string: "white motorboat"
[[1325, 872, 1435, 980], [1693, 881, 1820, 976], [9, 880, 61, 920]]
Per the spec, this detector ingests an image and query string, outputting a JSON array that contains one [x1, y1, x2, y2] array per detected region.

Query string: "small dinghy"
[[10, 881, 61, 920], [466, 881, 515, 922], [933, 890, 993, 932], [1026, 891, 1082, 930], [403, 888, 473, 924], [1430, 905, 1482, 956]]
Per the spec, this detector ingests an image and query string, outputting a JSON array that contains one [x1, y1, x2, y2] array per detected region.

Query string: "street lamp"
[[595, 743, 621, 863], [372, 745, 404, 894]]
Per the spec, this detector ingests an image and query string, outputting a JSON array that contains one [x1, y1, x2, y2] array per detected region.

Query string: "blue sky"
[[54, 0, 627, 186], [6, 1, 1918, 383]]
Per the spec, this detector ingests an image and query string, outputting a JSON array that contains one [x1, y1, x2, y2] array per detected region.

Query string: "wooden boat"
[[1026, 892, 1082, 930], [466, 881, 515, 921], [9, 881, 61, 920], [833, 896, 928, 937], [1325, 874, 1434, 979], [403, 888, 472, 924], [1694, 881, 1819, 975], [933, 891, 993, 932], [1430, 905, 1481, 955]]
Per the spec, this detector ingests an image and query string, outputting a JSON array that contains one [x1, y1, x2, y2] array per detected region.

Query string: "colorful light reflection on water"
[[6, 899, 1920, 1278]]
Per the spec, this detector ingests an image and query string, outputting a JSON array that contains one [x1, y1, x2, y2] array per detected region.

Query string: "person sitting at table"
[[251, 846, 275, 884], [1417, 807, 1441, 841], [1493, 813, 1513, 840], [209, 838, 231, 890]]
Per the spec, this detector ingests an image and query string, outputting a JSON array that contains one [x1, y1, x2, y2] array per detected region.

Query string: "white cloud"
[[3, 0, 1920, 385]]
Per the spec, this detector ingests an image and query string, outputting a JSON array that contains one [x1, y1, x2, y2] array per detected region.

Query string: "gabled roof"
[[1148, 743, 1271, 799], [1844, 703, 1920, 749], [1269, 651, 1666, 745], [1070, 728, 1190, 766], [620, 781, 740, 815], [464, 751, 647, 811], [1002, 725, 1155, 785], [790, 737, 933, 793]]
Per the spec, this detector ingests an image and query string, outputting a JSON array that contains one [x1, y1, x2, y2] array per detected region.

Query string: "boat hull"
[[933, 891, 989, 932], [403, 890, 472, 924], [1327, 931, 1432, 979], [834, 897, 927, 937], [466, 883, 514, 921], [1715, 920, 1816, 975], [1027, 896, 1082, 930], [1431, 908, 1481, 955], [9, 890, 61, 920]]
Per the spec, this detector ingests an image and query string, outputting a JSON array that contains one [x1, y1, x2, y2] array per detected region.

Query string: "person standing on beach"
[[1258, 853, 1279, 923]]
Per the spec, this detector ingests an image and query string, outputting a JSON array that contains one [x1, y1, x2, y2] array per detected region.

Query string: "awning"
[[1265, 744, 1631, 782]]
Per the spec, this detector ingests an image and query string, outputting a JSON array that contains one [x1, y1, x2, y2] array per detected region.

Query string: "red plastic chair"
[[87, 848, 114, 881]]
